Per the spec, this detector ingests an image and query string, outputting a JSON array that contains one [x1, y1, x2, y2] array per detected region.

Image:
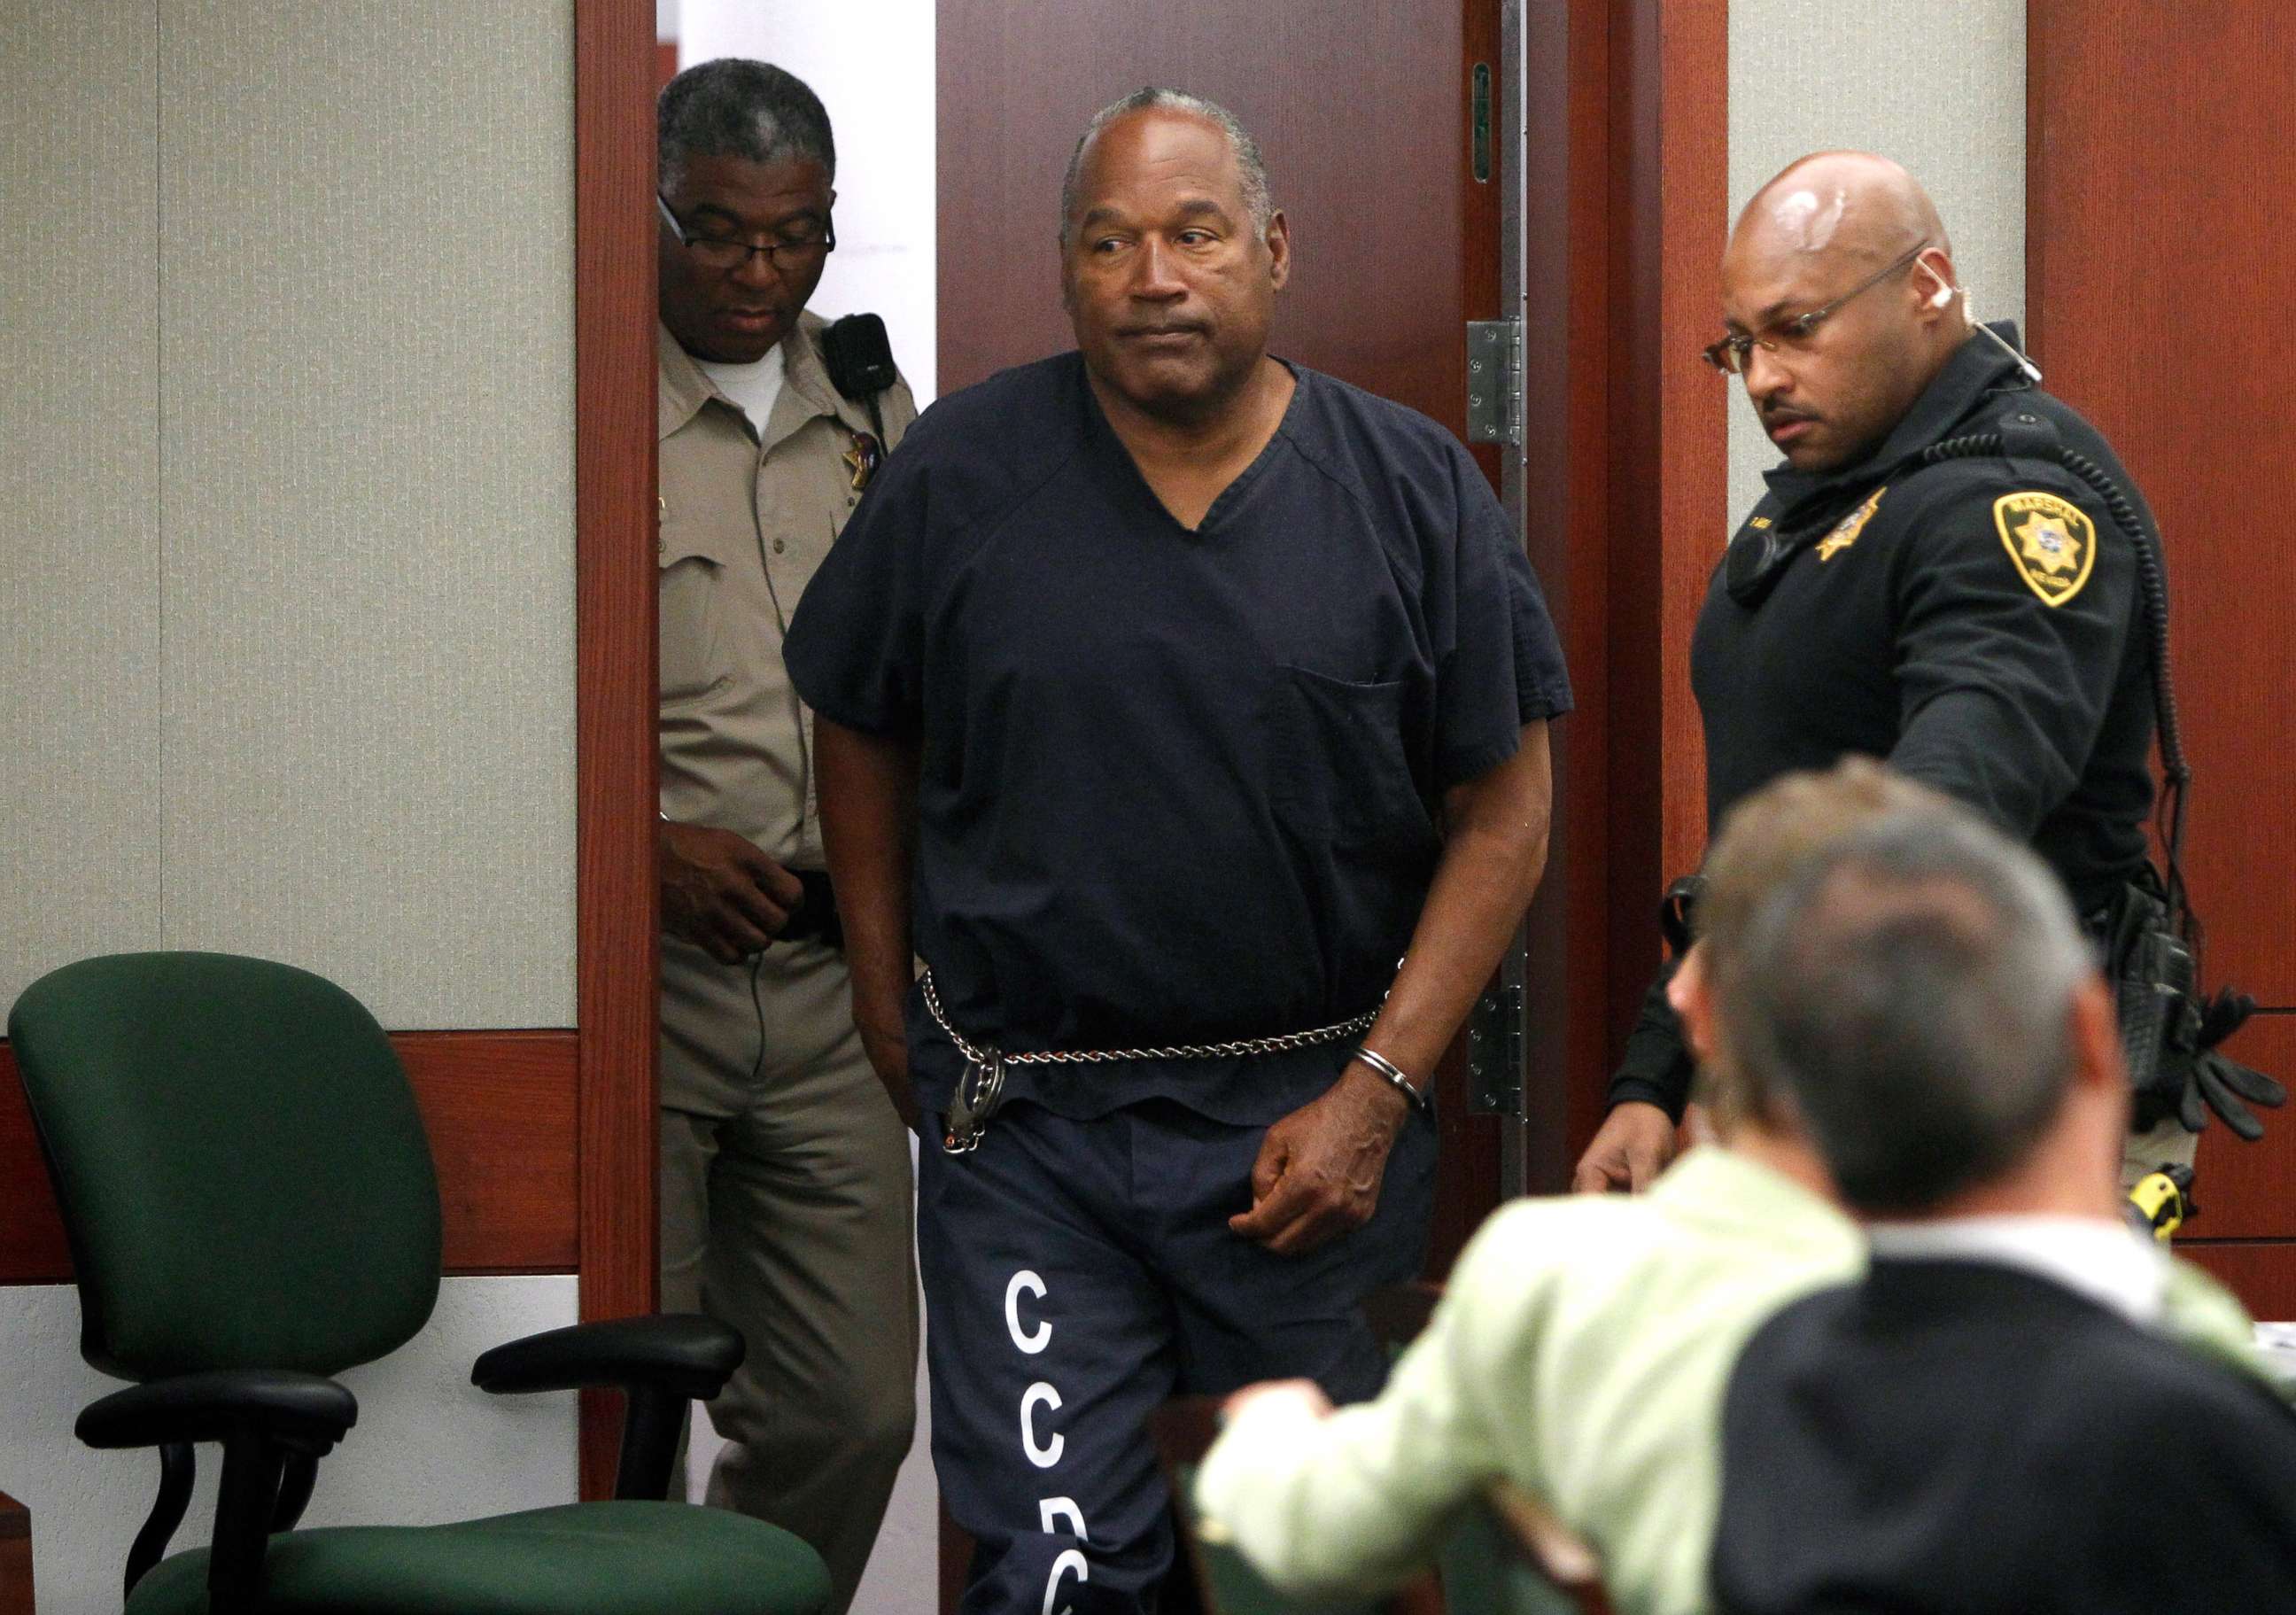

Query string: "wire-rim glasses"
[[656, 193, 835, 276], [1702, 241, 1930, 376]]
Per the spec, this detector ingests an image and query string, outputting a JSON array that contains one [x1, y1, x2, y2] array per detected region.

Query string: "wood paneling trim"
[[2028, 0, 2296, 1249], [2179, 1241, 2296, 1324], [0, 1032, 577, 1285], [411, 1032, 579, 1274], [572, 0, 661, 1504], [1515, 0, 1617, 1181]]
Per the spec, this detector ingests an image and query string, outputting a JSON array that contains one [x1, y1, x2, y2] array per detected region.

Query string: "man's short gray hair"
[[1058, 87, 1276, 245], [659, 58, 834, 196], [1725, 806, 2094, 1215]]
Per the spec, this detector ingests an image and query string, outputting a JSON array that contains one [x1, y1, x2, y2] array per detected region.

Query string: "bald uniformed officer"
[[1573, 151, 2279, 1201], [653, 59, 917, 1613]]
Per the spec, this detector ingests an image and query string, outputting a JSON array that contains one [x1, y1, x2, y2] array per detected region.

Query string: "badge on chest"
[[842, 430, 884, 493], [1817, 485, 1887, 562], [1726, 482, 1881, 606]]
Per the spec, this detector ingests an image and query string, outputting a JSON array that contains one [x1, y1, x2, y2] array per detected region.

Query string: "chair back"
[[9, 952, 442, 1379]]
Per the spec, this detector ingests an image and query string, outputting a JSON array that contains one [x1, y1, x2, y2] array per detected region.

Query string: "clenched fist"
[[659, 819, 806, 964]]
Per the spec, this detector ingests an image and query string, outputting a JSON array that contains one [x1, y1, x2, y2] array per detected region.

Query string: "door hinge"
[[1465, 982, 1524, 1115], [1465, 319, 1522, 446]]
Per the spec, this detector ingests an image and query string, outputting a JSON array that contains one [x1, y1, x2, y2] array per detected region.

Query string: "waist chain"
[[919, 967, 1380, 1155]]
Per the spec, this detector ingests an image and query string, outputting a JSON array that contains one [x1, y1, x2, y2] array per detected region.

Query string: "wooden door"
[[937, 0, 1508, 1265], [2029, 1, 2296, 1308]]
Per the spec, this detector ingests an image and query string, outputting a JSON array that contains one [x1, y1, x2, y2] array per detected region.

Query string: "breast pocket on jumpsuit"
[[657, 517, 731, 708], [1269, 665, 1426, 843]]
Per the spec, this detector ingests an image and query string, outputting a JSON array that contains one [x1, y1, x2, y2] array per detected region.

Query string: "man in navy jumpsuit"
[[784, 87, 1571, 1615]]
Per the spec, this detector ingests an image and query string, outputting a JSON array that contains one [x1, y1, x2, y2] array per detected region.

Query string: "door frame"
[[572, 0, 662, 1502], [1499, 0, 1730, 1193], [571, 0, 1736, 1525]]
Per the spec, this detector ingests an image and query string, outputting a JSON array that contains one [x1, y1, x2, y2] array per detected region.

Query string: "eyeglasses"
[[1702, 242, 1929, 376], [656, 193, 834, 275]]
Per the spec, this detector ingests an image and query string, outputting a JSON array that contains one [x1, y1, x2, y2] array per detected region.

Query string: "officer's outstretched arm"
[[1574, 966, 1691, 1192], [1889, 478, 2135, 837]]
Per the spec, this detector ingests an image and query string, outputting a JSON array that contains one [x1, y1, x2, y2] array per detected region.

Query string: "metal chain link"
[[919, 968, 1377, 1068]]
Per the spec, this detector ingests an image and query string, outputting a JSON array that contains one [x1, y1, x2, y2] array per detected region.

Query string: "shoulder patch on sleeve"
[[1992, 490, 2097, 607]]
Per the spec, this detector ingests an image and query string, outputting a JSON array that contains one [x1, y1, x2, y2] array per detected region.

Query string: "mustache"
[[1761, 405, 1819, 428]]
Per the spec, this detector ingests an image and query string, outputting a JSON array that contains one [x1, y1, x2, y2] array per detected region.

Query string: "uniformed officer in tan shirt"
[[653, 59, 919, 1612]]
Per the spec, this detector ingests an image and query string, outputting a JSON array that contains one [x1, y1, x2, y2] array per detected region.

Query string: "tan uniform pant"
[[2121, 1114, 2201, 1193], [660, 932, 918, 1614]]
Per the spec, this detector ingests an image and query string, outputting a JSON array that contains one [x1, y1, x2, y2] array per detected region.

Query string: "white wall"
[[1726, 0, 2027, 524], [679, 0, 939, 404], [666, 10, 941, 1611], [1, 1279, 578, 1613], [1, 4, 582, 1605]]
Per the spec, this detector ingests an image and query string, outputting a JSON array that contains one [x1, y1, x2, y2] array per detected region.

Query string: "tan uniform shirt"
[[657, 313, 918, 867]]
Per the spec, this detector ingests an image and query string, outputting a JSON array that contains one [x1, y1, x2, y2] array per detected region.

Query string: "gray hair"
[[1693, 759, 1953, 1133], [1058, 87, 1275, 245], [1725, 807, 2093, 1215], [658, 58, 834, 196]]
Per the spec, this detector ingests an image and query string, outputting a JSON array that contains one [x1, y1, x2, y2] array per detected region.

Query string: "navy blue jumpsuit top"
[[785, 352, 1572, 1123]]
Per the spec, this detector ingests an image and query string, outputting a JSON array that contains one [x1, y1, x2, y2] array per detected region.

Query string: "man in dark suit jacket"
[[1707, 805, 2296, 1613]]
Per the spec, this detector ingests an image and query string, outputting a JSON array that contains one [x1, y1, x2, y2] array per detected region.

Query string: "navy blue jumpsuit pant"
[[918, 1097, 1439, 1615]]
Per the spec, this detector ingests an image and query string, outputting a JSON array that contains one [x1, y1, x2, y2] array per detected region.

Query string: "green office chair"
[[9, 951, 833, 1615]]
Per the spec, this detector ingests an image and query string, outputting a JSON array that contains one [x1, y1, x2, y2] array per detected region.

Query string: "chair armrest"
[[476, 1316, 745, 1502], [77, 1370, 357, 1454], [81, 1371, 356, 1601], [471, 1313, 742, 1402]]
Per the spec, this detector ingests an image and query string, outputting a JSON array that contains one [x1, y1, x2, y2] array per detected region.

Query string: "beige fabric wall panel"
[[0, 7, 164, 1018], [1726, 0, 2026, 524], [155, 1, 578, 1027]]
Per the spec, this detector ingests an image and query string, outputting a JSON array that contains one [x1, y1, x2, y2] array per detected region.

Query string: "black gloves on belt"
[[2176, 989, 2286, 1141]]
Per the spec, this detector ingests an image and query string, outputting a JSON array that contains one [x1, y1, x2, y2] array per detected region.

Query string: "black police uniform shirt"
[[1711, 1261, 2296, 1614], [1610, 325, 2157, 1117], [783, 352, 1572, 1124]]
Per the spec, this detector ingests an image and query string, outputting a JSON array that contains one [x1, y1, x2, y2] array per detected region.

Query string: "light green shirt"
[[1195, 1147, 2270, 1615]]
